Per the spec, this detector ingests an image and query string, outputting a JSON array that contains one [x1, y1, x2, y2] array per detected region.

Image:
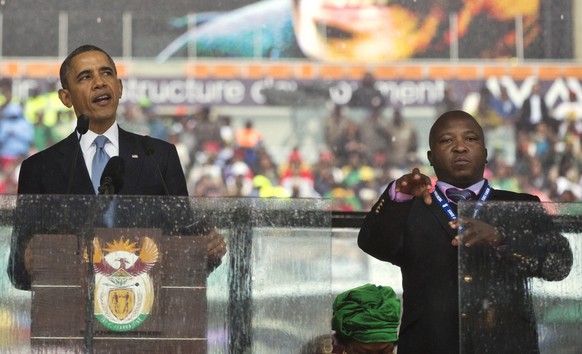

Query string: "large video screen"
[[0, 0, 574, 61]]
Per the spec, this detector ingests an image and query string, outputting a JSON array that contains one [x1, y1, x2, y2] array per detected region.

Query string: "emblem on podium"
[[90, 236, 159, 331]]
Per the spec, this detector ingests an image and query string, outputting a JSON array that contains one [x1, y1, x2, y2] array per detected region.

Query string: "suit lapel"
[[118, 127, 144, 194], [426, 195, 457, 239], [56, 133, 94, 194]]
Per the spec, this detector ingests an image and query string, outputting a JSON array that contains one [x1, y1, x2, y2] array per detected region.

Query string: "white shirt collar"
[[80, 123, 119, 156], [80, 123, 120, 178]]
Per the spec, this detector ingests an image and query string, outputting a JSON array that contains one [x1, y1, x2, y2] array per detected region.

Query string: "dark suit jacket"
[[358, 183, 573, 354], [17, 125, 187, 196], [517, 95, 552, 133], [8, 125, 200, 290]]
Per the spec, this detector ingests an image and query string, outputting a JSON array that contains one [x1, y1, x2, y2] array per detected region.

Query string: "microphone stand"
[[83, 157, 123, 353], [81, 195, 107, 354], [67, 115, 89, 194], [142, 136, 170, 196], [63, 114, 92, 352]]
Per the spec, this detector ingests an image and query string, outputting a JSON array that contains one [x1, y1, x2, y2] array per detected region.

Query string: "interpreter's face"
[[292, 0, 443, 62], [427, 115, 488, 188], [344, 340, 395, 354], [58, 50, 123, 134]]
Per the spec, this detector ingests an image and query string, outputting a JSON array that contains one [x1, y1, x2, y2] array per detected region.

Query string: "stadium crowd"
[[1, 76, 582, 210]]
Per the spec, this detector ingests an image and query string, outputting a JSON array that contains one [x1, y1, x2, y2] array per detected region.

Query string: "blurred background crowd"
[[1, 72, 582, 211]]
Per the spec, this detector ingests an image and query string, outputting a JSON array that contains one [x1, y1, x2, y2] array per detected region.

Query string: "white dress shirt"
[[79, 124, 120, 180]]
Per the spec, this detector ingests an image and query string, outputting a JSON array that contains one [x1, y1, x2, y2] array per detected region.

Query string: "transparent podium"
[[0, 195, 332, 353], [458, 201, 582, 353]]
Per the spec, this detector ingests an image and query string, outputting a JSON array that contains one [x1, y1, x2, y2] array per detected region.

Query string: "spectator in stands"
[[312, 150, 343, 197], [24, 81, 68, 129], [354, 166, 380, 211], [280, 148, 318, 197], [225, 160, 254, 197], [168, 124, 191, 174], [252, 146, 280, 186], [349, 72, 385, 110], [0, 78, 16, 111], [23, 87, 44, 124], [187, 141, 225, 196], [0, 102, 34, 170], [141, 100, 168, 141], [335, 121, 365, 167], [31, 110, 56, 152], [436, 85, 459, 116], [193, 106, 222, 152], [235, 118, 263, 166], [518, 158, 552, 202], [251, 175, 290, 198], [517, 81, 554, 134], [528, 122, 556, 171], [218, 115, 235, 148], [554, 90, 582, 138], [490, 86, 517, 123], [358, 105, 392, 164], [327, 186, 361, 211], [0, 163, 18, 194], [324, 103, 350, 156], [548, 139, 582, 200], [472, 84, 517, 164], [341, 151, 372, 190], [474, 85, 504, 129], [118, 101, 150, 136], [385, 108, 418, 170], [489, 159, 521, 192]]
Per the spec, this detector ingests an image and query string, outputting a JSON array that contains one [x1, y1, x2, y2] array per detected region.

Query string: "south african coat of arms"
[[90, 236, 158, 332]]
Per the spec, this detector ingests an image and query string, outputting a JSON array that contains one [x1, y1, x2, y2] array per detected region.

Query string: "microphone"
[[141, 136, 170, 196], [98, 156, 125, 195], [76, 114, 90, 135], [66, 114, 90, 193]]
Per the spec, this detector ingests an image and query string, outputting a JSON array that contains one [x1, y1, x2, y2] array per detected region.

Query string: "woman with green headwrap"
[[302, 283, 401, 354]]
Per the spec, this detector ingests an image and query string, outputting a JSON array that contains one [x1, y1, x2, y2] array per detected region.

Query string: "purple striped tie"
[[445, 188, 476, 204]]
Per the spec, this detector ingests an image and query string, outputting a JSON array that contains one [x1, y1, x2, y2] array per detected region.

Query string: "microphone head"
[[100, 156, 125, 194], [76, 114, 90, 135]]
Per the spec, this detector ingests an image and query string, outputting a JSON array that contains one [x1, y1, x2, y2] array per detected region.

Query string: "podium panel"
[[30, 229, 207, 353], [459, 201, 581, 353], [0, 195, 332, 353]]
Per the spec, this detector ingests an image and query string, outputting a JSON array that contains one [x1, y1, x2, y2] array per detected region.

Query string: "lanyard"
[[432, 181, 492, 221]]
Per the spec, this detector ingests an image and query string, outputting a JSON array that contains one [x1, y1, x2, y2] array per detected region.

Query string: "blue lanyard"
[[432, 181, 492, 221]]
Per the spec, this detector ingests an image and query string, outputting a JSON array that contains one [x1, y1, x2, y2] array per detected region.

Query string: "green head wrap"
[[332, 283, 401, 343]]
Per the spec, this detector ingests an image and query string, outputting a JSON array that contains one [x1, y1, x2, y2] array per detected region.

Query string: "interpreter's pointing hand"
[[395, 168, 433, 205]]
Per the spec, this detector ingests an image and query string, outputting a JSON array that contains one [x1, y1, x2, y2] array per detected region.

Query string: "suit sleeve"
[[7, 156, 44, 290], [494, 195, 573, 281], [357, 183, 413, 265], [161, 143, 188, 196], [7, 195, 39, 290], [17, 156, 42, 194]]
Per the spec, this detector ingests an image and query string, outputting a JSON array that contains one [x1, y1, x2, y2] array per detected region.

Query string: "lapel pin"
[[132, 154, 138, 159]]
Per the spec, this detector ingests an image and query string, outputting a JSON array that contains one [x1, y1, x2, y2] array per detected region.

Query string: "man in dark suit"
[[8, 44, 226, 290], [358, 110, 573, 353], [517, 82, 555, 134]]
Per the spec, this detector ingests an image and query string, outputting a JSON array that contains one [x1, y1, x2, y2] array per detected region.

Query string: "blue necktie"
[[92, 136, 110, 194], [446, 188, 476, 205]]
